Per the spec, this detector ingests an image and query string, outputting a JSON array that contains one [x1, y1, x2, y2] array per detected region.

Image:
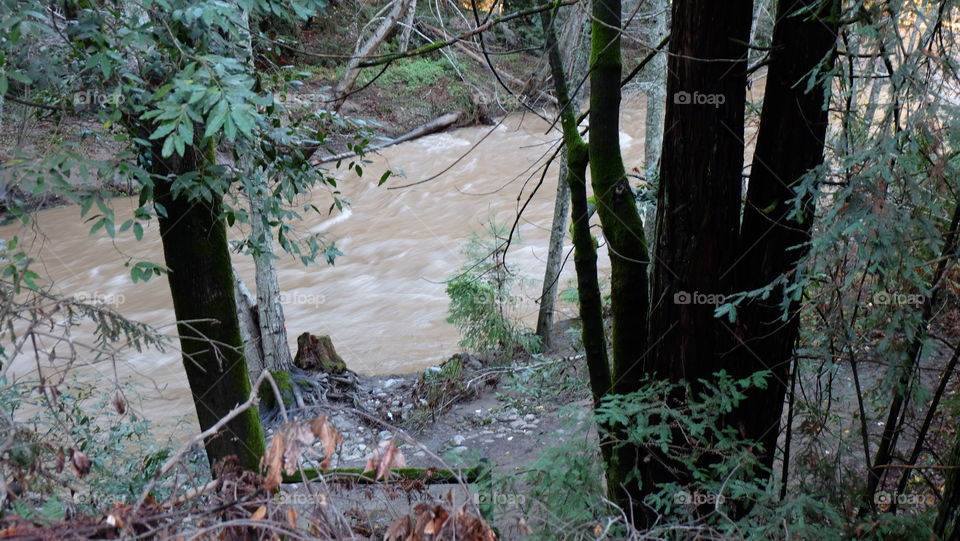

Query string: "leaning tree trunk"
[[333, 0, 415, 111], [730, 0, 840, 474], [534, 160, 570, 349], [643, 0, 753, 525], [151, 145, 265, 473]]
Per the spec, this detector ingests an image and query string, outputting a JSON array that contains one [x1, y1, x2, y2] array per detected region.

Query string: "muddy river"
[[1, 101, 648, 440]]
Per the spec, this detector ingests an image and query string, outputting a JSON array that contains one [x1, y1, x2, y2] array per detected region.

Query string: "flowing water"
[[1, 100, 647, 441]]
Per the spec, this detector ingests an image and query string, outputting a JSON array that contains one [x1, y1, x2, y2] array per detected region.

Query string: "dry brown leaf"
[[281, 423, 316, 474], [286, 508, 298, 529], [424, 505, 449, 535], [384, 515, 412, 541], [264, 421, 324, 489], [262, 433, 285, 491], [453, 505, 497, 541], [362, 439, 407, 480], [251, 506, 267, 521], [68, 448, 91, 478], [310, 415, 343, 470], [55, 447, 65, 474]]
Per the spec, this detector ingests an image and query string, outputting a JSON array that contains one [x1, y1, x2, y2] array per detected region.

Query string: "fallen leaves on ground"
[[385, 503, 497, 540]]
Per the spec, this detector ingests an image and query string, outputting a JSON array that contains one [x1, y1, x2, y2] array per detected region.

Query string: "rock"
[[451, 446, 468, 454], [294, 332, 347, 374], [509, 419, 526, 430], [452, 435, 466, 445], [524, 414, 535, 422]]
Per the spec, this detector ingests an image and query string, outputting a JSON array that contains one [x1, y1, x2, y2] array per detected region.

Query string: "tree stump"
[[294, 332, 347, 374]]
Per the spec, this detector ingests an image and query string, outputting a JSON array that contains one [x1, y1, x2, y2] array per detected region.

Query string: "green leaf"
[[378, 170, 391, 186], [133, 222, 144, 241], [161, 135, 175, 158], [203, 99, 228, 138], [148, 122, 177, 140]]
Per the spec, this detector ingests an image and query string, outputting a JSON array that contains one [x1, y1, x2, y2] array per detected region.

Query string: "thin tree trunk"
[[730, 0, 841, 475], [539, 5, 609, 412], [640, 0, 667, 244], [233, 266, 266, 380], [587, 0, 652, 518], [151, 144, 265, 473], [590, 0, 649, 398], [398, 0, 416, 52], [535, 160, 570, 349], [249, 186, 294, 372], [535, 3, 590, 349]]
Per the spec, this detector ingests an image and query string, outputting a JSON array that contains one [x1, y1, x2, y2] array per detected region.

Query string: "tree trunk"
[[249, 186, 295, 372], [233, 266, 266, 380], [730, 0, 840, 474], [151, 146, 265, 473], [640, 0, 668, 244], [539, 4, 609, 416], [534, 155, 570, 349], [589, 0, 649, 398], [643, 0, 753, 524], [936, 431, 960, 540], [398, 0, 416, 52]]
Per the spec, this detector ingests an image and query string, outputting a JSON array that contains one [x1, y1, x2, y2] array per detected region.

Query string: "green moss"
[[259, 370, 295, 410]]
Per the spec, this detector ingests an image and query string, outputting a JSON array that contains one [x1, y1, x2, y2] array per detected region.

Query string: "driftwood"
[[314, 112, 460, 165]]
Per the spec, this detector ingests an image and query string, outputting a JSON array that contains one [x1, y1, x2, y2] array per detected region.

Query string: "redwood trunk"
[[730, 0, 840, 473]]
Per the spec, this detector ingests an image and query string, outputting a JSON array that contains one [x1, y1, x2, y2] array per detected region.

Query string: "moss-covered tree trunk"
[[730, 0, 840, 473], [539, 8, 610, 409], [589, 0, 649, 397], [581, 0, 654, 515], [150, 145, 265, 473]]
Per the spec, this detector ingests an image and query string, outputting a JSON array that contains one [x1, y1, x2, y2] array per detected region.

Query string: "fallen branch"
[[314, 112, 461, 164]]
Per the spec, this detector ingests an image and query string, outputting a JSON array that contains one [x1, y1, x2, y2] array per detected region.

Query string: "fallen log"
[[282, 465, 483, 484], [314, 112, 460, 165]]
